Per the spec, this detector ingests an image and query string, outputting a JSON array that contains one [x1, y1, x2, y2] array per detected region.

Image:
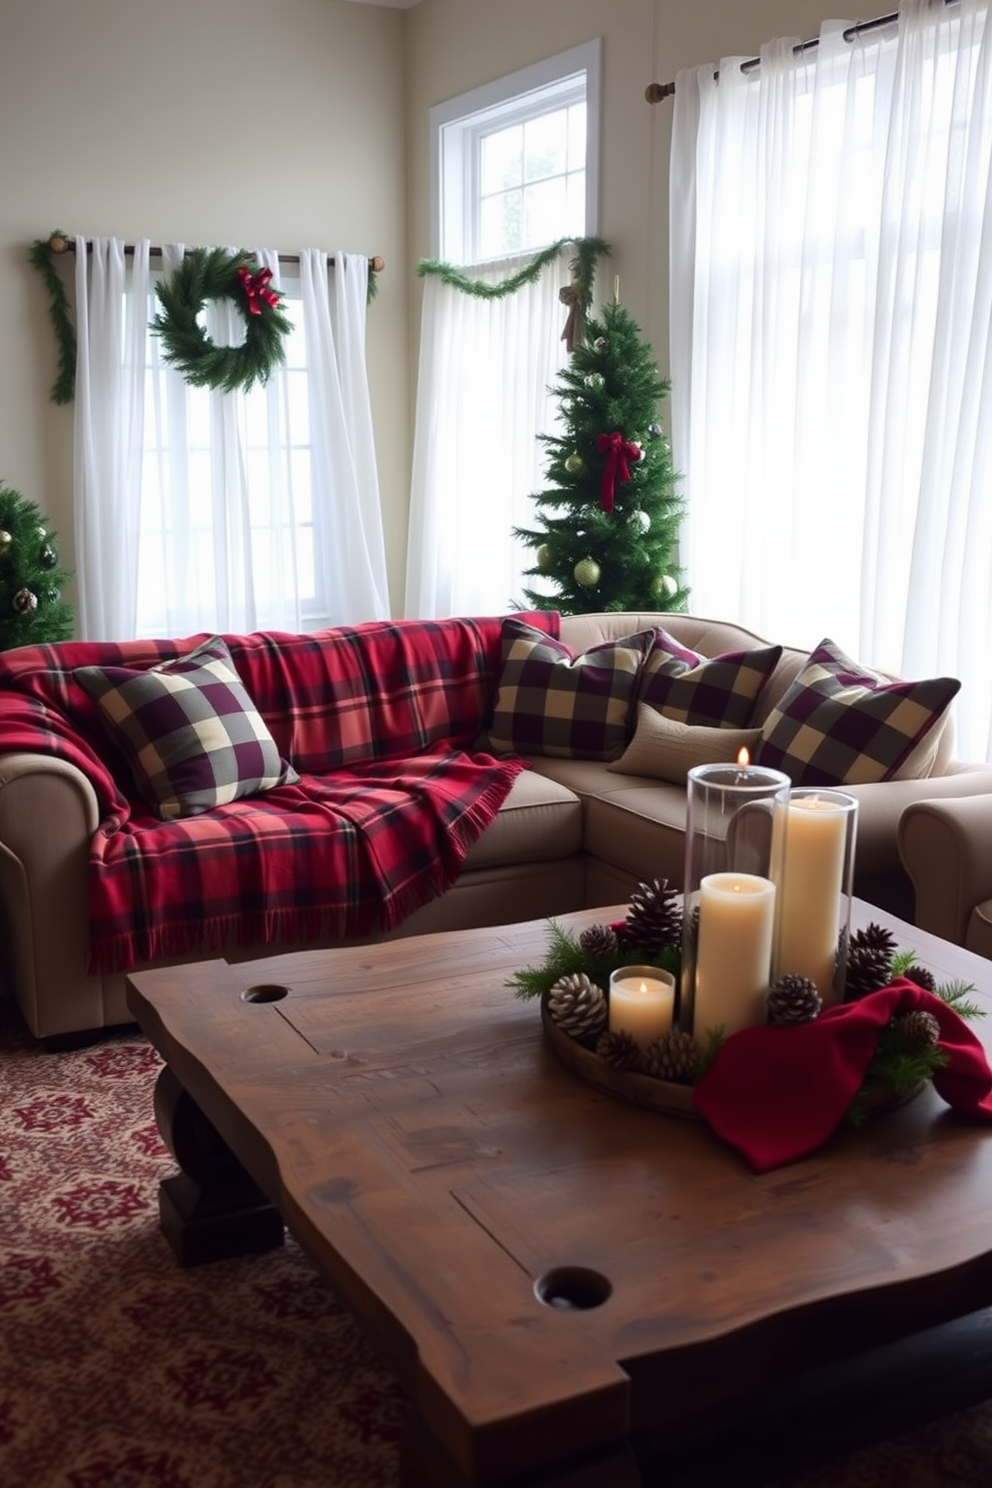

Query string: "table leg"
[[399, 1413, 644, 1488], [153, 1063, 285, 1267]]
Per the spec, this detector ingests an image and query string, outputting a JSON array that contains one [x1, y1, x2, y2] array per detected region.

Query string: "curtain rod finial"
[[48, 232, 70, 254], [646, 81, 676, 104], [370, 255, 385, 273]]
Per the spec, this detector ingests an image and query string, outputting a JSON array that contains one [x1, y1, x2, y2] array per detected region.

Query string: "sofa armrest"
[[898, 792, 992, 948], [0, 752, 103, 1037]]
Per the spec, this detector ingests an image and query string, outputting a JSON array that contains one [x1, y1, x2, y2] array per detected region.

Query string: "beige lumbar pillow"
[[608, 703, 762, 784]]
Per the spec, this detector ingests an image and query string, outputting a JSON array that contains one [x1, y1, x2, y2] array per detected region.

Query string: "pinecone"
[[595, 1028, 641, 1071], [623, 878, 683, 956], [579, 923, 619, 958], [547, 973, 608, 1041], [845, 923, 898, 1000], [904, 963, 937, 994], [890, 1009, 941, 1049], [767, 974, 822, 1025], [642, 1028, 701, 1083]]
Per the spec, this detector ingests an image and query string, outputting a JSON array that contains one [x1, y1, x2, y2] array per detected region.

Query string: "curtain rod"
[[645, 2, 958, 103], [45, 232, 385, 274]]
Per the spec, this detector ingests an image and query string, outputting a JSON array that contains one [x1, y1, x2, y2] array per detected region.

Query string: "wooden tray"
[[540, 996, 701, 1120], [540, 997, 926, 1124]]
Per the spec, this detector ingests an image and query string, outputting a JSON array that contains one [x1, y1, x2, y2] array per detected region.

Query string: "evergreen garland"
[[418, 236, 610, 316], [30, 233, 379, 404], [29, 232, 76, 406]]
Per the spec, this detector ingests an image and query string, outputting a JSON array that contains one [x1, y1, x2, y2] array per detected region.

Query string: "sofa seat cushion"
[[75, 636, 299, 820], [462, 767, 583, 870], [756, 638, 960, 786], [581, 779, 690, 887]]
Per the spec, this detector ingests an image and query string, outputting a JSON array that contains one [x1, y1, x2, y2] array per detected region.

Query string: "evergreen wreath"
[[150, 247, 293, 394]]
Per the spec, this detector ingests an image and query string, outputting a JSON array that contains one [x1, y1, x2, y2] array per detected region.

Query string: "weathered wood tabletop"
[[127, 902, 992, 1488]]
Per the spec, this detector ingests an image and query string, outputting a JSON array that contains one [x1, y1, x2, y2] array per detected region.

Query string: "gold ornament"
[[536, 544, 556, 573], [651, 572, 678, 599], [0, 529, 11, 556], [574, 557, 601, 588], [564, 452, 584, 474]]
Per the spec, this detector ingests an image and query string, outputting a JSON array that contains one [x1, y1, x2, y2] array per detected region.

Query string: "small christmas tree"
[[515, 299, 688, 613], [0, 481, 74, 651]]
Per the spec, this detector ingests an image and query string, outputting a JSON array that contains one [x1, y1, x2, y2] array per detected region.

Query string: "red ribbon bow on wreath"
[[236, 265, 280, 317], [596, 431, 641, 513]]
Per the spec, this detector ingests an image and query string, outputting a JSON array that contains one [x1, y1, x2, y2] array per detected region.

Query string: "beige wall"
[[2, 0, 841, 628], [0, 0, 410, 612]]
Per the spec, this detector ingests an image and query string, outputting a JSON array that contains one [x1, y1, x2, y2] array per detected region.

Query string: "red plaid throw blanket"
[[0, 613, 558, 973]]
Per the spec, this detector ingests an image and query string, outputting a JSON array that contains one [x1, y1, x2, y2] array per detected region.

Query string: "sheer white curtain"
[[73, 240, 388, 640], [670, 0, 992, 760], [404, 249, 570, 617]]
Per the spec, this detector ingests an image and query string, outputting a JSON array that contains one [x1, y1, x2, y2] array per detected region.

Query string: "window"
[[430, 40, 601, 262]]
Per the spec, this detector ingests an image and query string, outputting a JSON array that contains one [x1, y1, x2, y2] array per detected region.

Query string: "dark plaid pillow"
[[76, 635, 299, 819], [638, 630, 782, 726], [483, 618, 655, 760], [755, 638, 960, 786]]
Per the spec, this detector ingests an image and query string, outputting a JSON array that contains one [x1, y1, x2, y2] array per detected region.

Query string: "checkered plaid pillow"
[[637, 630, 783, 726], [76, 636, 299, 819], [483, 618, 655, 760], [755, 638, 961, 786]]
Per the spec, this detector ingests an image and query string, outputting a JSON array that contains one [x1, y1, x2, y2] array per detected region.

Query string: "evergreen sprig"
[[29, 232, 77, 405], [418, 236, 610, 315], [505, 918, 678, 1002]]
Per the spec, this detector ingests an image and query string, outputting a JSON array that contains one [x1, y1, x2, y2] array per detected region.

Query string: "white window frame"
[[429, 39, 601, 263]]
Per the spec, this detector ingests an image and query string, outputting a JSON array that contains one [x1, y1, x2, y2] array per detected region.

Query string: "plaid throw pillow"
[[755, 638, 961, 787], [483, 618, 655, 761], [76, 636, 299, 819], [637, 630, 782, 726]]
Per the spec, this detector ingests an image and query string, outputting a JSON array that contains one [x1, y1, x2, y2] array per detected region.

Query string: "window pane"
[[481, 123, 523, 193], [568, 103, 586, 170], [523, 109, 568, 182], [523, 177, 568, 250], [480, 190, 523, 258]]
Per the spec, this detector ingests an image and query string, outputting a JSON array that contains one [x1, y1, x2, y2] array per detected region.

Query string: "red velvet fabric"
[[692, 979, 992, 1172]]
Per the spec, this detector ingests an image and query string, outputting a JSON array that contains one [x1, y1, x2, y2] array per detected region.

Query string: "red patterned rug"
[[3, 1000, 992, 1488]]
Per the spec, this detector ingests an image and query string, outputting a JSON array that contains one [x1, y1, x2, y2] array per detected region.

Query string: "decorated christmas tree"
[[515, 298, 687, 613], [0, 481, 74, 650]]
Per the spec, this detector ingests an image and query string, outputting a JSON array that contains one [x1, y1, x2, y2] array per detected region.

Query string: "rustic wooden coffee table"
[[127, 903, 992, 1488]]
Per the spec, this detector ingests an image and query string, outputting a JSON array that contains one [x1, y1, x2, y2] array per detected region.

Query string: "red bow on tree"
[[236, 265, 280, 316], [595, 431, 641, 513]]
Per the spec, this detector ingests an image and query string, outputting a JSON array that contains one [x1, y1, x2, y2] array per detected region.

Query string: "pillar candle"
[[608, 966, 675, 1050], [777, 795, 849, 999], [695, 872, 777, 1036]]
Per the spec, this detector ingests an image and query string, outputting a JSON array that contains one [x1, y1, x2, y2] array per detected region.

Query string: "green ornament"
[[0, 529, 11, 556], [40, 543, 59, 568], [564, 452, 584, 474], [536, 544, 556, 573], [574, 557, 601, 588]]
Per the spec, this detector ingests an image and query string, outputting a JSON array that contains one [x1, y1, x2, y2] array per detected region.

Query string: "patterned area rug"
[[2, 1000, 992, 1488]]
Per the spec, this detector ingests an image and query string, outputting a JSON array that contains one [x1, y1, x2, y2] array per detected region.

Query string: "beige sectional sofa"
[[899, 795, 992, 960], [3, 610, 991, 1043]]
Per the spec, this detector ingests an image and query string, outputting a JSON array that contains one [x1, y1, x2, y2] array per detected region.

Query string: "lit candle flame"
[[737, 746, 751, 768]]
